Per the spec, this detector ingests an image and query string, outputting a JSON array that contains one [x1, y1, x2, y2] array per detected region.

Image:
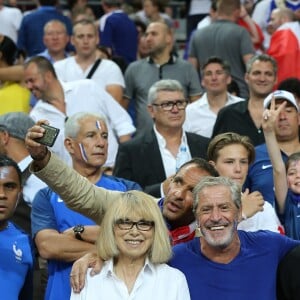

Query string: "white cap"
[[264, 90, 299, 112]]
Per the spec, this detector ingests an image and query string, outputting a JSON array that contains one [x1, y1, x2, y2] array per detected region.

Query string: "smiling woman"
[[70, 190, 191, 300]]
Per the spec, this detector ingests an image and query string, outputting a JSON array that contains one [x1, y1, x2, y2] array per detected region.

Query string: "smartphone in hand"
[[35, 124, 60, 147]]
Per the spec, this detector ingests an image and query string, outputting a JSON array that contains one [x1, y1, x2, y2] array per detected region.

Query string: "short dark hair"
[[0, 155, 22, 186], [278, 77, 300, 99], [201, 56, 231, 76], [39, 0, 57, 6], [178, 158, 219, 177], [24, 56, 57, 78], [217, 0, 241, 15], [102, 0, 122, 7], [0, 35, 18, 66], [227, 79, 240, 97]]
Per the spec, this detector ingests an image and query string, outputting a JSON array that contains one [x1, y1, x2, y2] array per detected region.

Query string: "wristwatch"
[[73, 225, 84, 240]]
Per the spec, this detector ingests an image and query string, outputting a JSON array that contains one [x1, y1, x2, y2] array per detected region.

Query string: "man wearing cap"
[[245, 90, 300, 206]]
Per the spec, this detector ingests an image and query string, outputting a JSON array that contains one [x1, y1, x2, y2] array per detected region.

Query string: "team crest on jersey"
[[13, 242, 23, 262]]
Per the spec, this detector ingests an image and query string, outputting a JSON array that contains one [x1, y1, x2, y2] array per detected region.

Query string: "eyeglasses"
[[152, 100, 188, 111], [115, 219, 155, 231]]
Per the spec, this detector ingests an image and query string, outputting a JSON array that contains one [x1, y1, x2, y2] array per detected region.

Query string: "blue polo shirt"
[[244, 143, 288, 206]]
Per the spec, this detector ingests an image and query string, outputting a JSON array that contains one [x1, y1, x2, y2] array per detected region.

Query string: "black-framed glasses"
[[152, 100, 188, 111], [115, 219, 155, 231]]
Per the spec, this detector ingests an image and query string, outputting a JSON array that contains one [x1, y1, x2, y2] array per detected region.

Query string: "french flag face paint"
[[96, 120, 101, 130], [79, 143, 88, 162]]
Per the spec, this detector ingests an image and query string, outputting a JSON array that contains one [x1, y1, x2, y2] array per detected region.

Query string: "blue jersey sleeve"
[[31, 187, 57, 238]]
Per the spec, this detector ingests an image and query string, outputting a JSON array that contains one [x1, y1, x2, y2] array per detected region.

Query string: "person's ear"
[[0, 130, 10, 145], [64, 137, 75, 154], [208, 160, 216, 168]]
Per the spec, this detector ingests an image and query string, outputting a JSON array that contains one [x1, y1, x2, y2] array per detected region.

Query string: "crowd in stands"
[[1, 0, 300, 299]]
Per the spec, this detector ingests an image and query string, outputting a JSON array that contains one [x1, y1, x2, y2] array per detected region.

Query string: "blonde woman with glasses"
[[70, 191, 190, 300]]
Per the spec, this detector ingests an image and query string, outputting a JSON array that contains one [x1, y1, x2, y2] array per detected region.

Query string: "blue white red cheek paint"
[[79, 143, 88, 162], [96, 120, 102, 130], [0, 167, 11, 179]]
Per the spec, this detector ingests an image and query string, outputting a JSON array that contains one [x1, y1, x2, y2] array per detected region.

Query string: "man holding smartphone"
[[30, 112, 140, 300]]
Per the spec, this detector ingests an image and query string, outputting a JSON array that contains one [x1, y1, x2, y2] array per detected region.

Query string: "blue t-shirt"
[[31, 174, 141, 300], [100, 11, 137, 64], [282, 190, 300, 240], [0, 222, 34, 300], [169, 230, 300, 300], [245, 143, 288, 206]]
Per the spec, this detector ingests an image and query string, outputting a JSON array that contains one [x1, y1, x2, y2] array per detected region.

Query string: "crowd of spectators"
[[1, 0, 300, 299]]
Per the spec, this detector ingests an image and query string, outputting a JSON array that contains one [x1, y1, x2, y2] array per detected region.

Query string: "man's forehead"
[[0, 166, 18, 181], [198, 185, 231, 200], [204, 63, 224, 71], [147, 23, 165, 32], [157, 90, 183, 99], [178, 165, 211, 181], [74, 24, 96, 35], [250, 60, 274, 71]]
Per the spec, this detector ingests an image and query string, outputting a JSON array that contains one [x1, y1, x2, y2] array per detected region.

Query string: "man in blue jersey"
[[31, 112, 140, 300], [0, 155, 34, 300], [169, 176, 300, 300]]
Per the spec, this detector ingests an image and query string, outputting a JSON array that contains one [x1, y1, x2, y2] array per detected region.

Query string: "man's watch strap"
[[73, 225, 85, 240]]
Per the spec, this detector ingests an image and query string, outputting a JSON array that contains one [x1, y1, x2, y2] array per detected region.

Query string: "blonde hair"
[[97, 190, 172, 264]]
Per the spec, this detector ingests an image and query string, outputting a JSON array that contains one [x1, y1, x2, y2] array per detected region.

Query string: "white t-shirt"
[[70, 258, 190, 300], [30, 80, 135, 167], [54, 57, 125, 89], [238, 201, 282, 233]]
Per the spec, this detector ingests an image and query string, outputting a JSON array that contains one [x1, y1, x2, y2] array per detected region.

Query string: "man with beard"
[[124, 21, 202, 135], [212, 54, 278, 146], [169, 176, 300, 299]]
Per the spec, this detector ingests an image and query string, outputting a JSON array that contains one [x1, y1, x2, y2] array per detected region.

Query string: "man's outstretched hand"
[[25, 120, 50, 169]]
